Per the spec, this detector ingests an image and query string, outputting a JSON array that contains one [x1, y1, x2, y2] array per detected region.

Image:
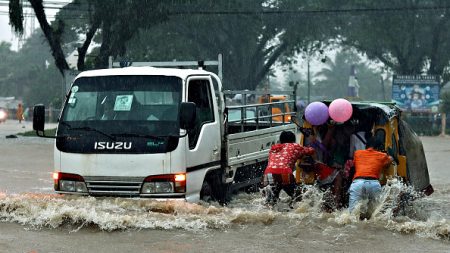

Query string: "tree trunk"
[[77, 19, 100, 71], [441, 113, 447, 137], [94, 23, 112, 69], [29, 0, 69, 76], [253, 43, 288, 90]]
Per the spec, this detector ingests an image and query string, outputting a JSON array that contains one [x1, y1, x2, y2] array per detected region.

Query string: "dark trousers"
[[261, 173, 298, 205]]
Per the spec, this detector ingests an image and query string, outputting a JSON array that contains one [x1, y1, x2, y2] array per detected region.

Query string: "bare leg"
[[332, 172, 343, 209]]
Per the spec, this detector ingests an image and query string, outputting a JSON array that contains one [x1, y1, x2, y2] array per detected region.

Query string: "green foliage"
[[18, 128, 56, 137], [0, 32, 62, 108], [8, 0, 23, 34], [55, 0, 169, 70], [313, 50, 387, 101], [336, 0, 450, 85], [122, 0, 333, 90], [123, 0, 271, 89], [9, 0, 169, 73], [402, 114, 442, 136], [8, 0, 450, 94]]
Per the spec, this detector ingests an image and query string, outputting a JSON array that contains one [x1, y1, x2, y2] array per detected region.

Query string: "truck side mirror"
[[180, 102, 196, 130], [33, 104, 45, 132]]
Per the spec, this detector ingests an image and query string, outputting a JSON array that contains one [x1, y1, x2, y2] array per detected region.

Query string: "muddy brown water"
[[0, 130, 449, 252]]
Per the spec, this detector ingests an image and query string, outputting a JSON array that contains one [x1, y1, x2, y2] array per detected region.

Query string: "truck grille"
[[84, 176, 144, 197]]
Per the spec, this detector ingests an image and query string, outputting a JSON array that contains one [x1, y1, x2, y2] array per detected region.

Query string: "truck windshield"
[[62, 75, 181, 126], [57, 75, 182, 154]]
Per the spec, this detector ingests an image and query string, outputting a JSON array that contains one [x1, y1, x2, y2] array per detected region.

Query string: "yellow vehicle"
[[258, 95, 293, 123], [296, 101, 433, 200]]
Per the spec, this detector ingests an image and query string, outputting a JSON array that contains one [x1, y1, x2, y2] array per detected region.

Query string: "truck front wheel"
[[200, 173, 228, 204], [200, 180, 213, 202]]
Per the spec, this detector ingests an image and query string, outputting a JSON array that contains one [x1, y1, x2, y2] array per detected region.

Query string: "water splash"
[[0, 180, 448, 240]]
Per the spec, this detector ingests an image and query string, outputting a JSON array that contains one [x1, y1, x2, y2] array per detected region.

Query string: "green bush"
[[18, 128, 56, 137], [402, 114, 441, 136], [441, 92, 450, 114]]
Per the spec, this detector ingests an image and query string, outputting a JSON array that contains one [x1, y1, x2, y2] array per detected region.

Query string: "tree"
[[314, 50, 386, 100], [122, 0, 334, 90], [8, 0, 340, 90], [123, 0, 281, 90], [16, 0, 69, 75], [9, 0, 168, 74], [0, 31, 62, 107], [336, 0, 450, 86]]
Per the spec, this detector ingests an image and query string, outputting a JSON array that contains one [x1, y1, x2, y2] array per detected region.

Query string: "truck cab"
[[50, 68, 220, 202]]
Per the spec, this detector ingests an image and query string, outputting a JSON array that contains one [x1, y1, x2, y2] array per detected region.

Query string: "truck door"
[[186, 77, 221, 168]]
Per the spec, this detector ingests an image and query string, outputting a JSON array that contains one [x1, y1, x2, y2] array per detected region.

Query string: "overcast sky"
[[0, 15, 20, 49], [0, 3, 62, 51]]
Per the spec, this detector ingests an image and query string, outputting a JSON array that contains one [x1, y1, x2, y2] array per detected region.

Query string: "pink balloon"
[[329, 98, 353, 123]]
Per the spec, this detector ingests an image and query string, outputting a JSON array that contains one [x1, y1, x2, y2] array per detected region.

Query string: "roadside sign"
[[392, 75, 440, 113]]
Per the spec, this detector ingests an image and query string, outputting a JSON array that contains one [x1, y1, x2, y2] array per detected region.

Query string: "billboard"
[[392, 75, 440, 113]]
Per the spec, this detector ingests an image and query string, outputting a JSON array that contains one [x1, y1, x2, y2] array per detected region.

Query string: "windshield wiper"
[[111, 133, 164, 140], [60, 121, 115, 140]]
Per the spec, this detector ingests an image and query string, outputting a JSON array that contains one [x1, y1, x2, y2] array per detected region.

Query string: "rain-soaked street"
[[0, 121, 449, 253]]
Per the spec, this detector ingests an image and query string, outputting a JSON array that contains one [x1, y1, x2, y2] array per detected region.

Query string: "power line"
[[0, 3, 449, 20], [0, 0, 71, 5], [168, 5, 450, 15], [1, 2, 449, 15], [0, 2, 70, 10]]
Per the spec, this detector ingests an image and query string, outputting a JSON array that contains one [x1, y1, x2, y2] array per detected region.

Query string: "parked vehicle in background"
[[0, 107, 8, 123], [227, 107, 257, 123], [258, 94, 293, 123]]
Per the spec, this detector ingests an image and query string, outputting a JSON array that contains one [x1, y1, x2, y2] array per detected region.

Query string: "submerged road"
[[0, 120, 449, 253]]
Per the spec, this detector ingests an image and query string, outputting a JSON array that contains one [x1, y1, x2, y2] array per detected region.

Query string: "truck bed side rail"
[[226, 124, 297, 174], [226, 100, 296, 133]]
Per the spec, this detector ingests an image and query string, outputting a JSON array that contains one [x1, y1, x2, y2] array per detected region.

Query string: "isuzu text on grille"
[[94, 142, 132, 150]]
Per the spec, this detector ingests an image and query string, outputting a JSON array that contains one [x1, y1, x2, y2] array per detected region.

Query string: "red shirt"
[[353, 148, 391, 180], [264, 143, 314, 175]]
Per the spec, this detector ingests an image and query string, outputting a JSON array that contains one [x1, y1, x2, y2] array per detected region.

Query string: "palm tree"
[[313, 50, 387, 101], [314, 51, 361, 100]]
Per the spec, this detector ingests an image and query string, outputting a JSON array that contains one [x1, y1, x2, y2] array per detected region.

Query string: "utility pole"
[[302, 43, 325, 104], [307, 58, 311, 104], [380, 75, 386, 101]]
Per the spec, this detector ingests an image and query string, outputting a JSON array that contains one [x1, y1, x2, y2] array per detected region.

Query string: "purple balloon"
[[305, 101, 329, 125]]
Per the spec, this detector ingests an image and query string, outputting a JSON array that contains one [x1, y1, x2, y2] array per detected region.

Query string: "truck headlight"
[[141, 174, 186, 194], [53, 172, 87, 193], [60, 180, 88, 193], [141, 182, 174, 194], [0, 110, 6, 120]]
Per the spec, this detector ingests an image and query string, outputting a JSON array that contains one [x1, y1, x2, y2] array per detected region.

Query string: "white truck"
[[33, 60, 297, 203]]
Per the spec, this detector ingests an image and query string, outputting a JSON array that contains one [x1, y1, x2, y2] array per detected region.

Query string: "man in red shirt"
[[261, 131, 314, 206], [349, 136, 393, 214]]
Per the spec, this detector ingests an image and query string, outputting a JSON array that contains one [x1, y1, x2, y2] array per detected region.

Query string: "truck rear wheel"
[[245, 183, 260, 193]]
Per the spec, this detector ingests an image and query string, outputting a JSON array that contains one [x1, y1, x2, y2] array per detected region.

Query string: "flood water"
[[0, 130, 449, 252]]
